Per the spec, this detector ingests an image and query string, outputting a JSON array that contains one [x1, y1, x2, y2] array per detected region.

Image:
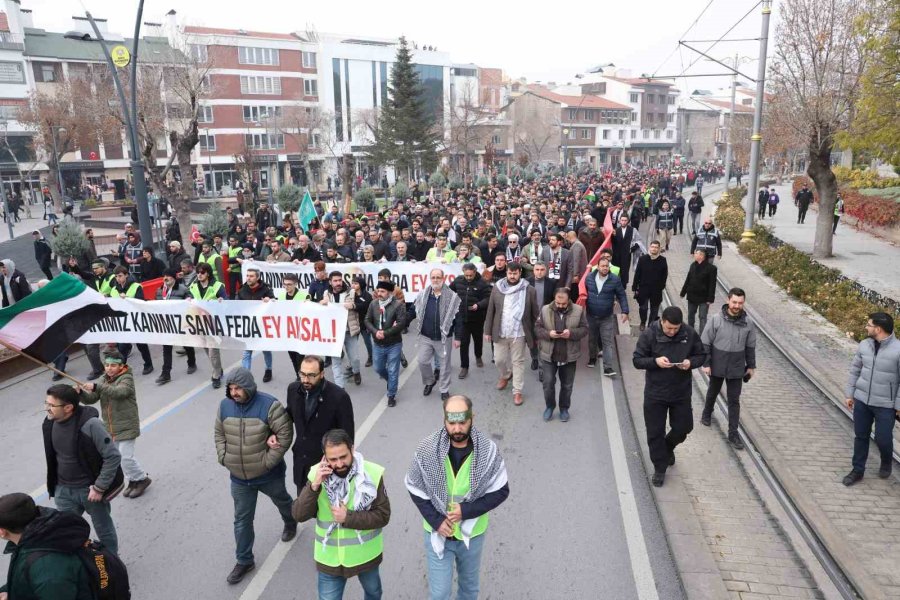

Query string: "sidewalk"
[[754, 183, 900, 301], [0, 212, 57, 242]]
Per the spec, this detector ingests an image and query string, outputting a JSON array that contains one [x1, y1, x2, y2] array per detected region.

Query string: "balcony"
[[0, 32, 24, 51]]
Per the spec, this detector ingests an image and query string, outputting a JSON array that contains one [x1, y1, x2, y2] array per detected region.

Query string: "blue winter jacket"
[[584, 271, 629, 319]]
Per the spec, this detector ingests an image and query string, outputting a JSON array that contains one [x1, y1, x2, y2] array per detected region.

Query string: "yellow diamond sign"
[[111, 45, 131, 68]]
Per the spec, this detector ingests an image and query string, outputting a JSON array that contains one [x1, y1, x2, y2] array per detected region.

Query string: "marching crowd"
[[1, 165, 897, 600]]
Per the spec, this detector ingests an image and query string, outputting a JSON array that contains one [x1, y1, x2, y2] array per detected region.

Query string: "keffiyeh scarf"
[[405, 426, 508, 558], [320, 451, 377, 548]]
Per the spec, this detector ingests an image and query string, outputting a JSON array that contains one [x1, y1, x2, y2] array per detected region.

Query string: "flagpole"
[[0, 339, 87, 387]]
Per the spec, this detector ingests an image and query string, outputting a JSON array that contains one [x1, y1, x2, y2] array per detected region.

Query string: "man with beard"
[[413, 268, 462, 402], [282, 356, 354, 496], [449, 263, 491, 379], [406, 395, 509, 600], [293, 429, 390, 599], [611, 214, 638, 289]]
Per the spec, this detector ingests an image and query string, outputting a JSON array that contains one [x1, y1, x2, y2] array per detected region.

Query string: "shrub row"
[[831, 166, 898, 189], [792, 175, 900, 228]]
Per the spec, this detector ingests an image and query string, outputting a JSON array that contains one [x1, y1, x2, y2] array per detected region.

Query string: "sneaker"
[[365, 358, 373, 367], [603, 367, 617, 377], [211, 377, 222, 389], [387, 396, 396, 407], [651, 472, 666, 487], [141, 364, 154, 375], [281, 522, 297, 542], [128, 477, 152, 498], [700, 414, 711, 427], [400, 356, 408, 369], [559, 409, 570, 423], [476, 358, 484, 368], [587, 359, 597, 368], [842, 470, 863, 486], [52, 372, 64, 381], [530, 358, 538, 371], [353, 372, 362, 386], [458, 368, 468, 379], [186, 364, 197, 375], [728, 433, 745, 450], [155, 372, 171, 385], [543, 408, 554, 422], [227, 562, 255, 585], [263, 369, 273, 383]]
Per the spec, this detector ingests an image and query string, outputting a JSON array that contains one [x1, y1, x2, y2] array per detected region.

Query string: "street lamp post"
[[0, 119, 12, 240], [723, 53, 739, 188], [205, 127, 213, 196], [50, 126, 65, 204], [562, 128, 570, 176], [742, 0, 773, 240]]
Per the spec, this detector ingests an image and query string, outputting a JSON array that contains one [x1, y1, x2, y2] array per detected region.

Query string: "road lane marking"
[[601, 374, 660, 600], [238, 358, 420, 600]]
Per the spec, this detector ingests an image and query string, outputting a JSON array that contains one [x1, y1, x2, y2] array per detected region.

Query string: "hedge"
[[793, 175, 900, 228]]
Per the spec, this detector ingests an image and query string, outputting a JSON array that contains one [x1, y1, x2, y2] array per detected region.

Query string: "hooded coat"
[[0, 259, 32, 307], [78, 366, 141, 441]]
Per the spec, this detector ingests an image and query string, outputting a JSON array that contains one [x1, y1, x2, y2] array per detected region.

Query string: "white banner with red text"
[[241, 260, 464, 301], [77, 297, 348, 355]]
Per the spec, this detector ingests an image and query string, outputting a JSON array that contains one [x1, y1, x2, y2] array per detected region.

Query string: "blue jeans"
[[852, 400, 896, 473], [360, 329, 373, 361], [231, 477, 294, 565], [317, 566, 382, 600], [372, 342, 402, 398], [424, 531, 486, 600], [55, 485, 119, 555], [241, 350, 273, 371]]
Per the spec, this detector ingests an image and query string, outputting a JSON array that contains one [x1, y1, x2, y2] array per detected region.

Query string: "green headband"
[[103, 357, 124, 365], [445, 410, 471, 423]]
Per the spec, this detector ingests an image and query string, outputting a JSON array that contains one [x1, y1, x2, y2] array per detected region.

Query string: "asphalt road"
[[0, 333, 684, 600]]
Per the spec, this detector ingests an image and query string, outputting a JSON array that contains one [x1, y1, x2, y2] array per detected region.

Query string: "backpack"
[[25, 539, 131, 600]]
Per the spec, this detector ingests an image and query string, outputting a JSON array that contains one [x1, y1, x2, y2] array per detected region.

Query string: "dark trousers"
[[644, 397, 693, 473], [798, 205, 809, 224], [288, 351, 304, 377], [458, 319, 485, 369], [687, 302, 709, 335], [673, 213, 684, 234], [53, 351, 68, 373], [228, 272, 242, 299], [833, 215, 840, 234], [542, 361, 576, 410], [768, 204, 777, 217], [39, 263, 53, 280], [757, 203, 766, 219], [702, 376, 744, 435], [117, 343, 152, 367], [637, 292, 662, 326], [162, 345, 195, 374], [851, 400, 895, 473]]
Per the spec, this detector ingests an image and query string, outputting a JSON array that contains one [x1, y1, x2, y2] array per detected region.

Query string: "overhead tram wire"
[[672, 0, 763, 81], [650, 0, 718, 77]]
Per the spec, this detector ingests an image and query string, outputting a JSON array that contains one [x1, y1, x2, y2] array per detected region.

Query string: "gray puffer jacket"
[[846, 334, 900, 410], [214, 368, 294, 482], [701, 305, 757, 378]]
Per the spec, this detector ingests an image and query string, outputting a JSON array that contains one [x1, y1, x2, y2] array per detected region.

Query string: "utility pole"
[[742, 0, 772, 240], [723, 53, 738, 186]]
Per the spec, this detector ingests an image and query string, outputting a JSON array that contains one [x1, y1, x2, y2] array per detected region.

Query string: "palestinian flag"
[[0, 273, 122, 363]]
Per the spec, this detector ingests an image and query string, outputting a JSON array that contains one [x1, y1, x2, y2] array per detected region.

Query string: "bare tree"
[[275, 104, 333, 192], [769, 0, 879, 257], [447, 81, 492, 178], [510, 94, 560, 166]]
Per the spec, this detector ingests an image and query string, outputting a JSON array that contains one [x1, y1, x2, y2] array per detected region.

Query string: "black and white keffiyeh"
[[405, 426, 508, 557], [321, 451, 377, 548]]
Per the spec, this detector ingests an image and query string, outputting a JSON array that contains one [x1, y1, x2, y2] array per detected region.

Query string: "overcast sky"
[[24, 0, 777, 96]]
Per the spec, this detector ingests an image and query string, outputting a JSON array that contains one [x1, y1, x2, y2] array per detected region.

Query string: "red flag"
[[576, 207, 616, 307], [189, 225, 201, 244]]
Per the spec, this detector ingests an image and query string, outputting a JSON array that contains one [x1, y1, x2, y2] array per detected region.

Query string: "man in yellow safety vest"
[[405, 395, 510, 600], [293, 429, 390, 600]]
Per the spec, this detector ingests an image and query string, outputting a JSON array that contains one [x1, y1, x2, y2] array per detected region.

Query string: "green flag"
[[298, 189, 317, 232]]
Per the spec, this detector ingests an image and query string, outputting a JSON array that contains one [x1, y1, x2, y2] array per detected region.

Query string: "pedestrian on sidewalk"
[[78, 349, 153, 499], [756, 188, 769, 220], [687, 191, 704, 236], [32, 230, 54, 281], [690, 218, 723, 266], [364, 281, 406, 407], [284, 356, 355, 495], [215, 367, 296, 585], [833, 194, 844, 235], [612, 214, 639, 288], [699, 288, 758, 450], [654, 201, 675, 252], [584, 257, 630, 376], [842, 312, 900, 486], [679, 250, 717, 335], [43, 384, 123, 555], [767, 188, 780, 217], [795, 183, 813, 224], [293, 429, 390, 600], [632, 241, 668, 331], [414, 268, 462, 402], [672, 192, 686, 235], [633, 306, 706, 487], [405, 395, 509, 600], [535, 287, 588, 422], [484, 262, 540, 406], [0, 259, 31, 307]]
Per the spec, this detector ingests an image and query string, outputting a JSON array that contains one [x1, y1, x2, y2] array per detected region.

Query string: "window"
[[631, 129, 637, 139], [453, 67, 477, 77], [642, 129, 649, 139], [0, 61, 24, 84], [602, 129, 609, 140], [654, 129, 661, 139], [666, 130, 673, 139], [189, 44, 208, 63], [309, 133, 321, 148], [38, 63, 58, 82], [302, 51, 317, 69], [198, 134, 216, 151], [629, 92, 639, 103], [583, 109, 595, 121], [618, 129, 625, 140], [659, 114, 666, 124], [244, 133, 285, 149], [197, 105, 214, 123], [581, 129, 591, 139], [304, 79, 318, 96], [491, 134, 501, 145], [567, 129, 576, 140], [200, 75, 211, 92], [742, 98, 753, 105], [240, 75, 282, 95], [242, 105, 282, 122], [0, 105, 19, 120], [667, 113, 674, 123], [238, 46, 279, 66], [631, 112, 637, 123], [646, 113, 653, 123], [166, 104, 188, 119], [668, 96, 675, 105], [647, 94, 655, 104], [568, 108, 577, 120], [658, 94, 666, 104]]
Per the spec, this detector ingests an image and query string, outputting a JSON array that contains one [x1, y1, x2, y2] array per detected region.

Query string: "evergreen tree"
[[370, 37, 440, 179]]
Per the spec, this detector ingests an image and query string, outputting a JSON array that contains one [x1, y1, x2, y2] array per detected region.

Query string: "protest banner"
[[78, 298, 347, 355], [241, 260, 463, 301]]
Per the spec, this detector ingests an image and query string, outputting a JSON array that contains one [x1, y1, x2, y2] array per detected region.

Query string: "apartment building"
[[0, 0, 35, 195]]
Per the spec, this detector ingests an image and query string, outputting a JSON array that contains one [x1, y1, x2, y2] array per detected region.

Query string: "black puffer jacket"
[[633, 321, 706, 402], [679, 260, 717, 304], [449, 271, 491, 322]]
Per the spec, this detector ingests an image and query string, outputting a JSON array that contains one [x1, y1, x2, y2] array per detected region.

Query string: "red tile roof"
[[697, 98, 754, 113], [184, 26, 299, 41], [605, 76, 674, 88], [0, 12, 9, 32], [527, 86, 631, 110]]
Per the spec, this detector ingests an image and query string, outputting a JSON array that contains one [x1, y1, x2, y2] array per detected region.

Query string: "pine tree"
[[49, 219, 90, 262], [199, 201, 229, 240], [370, 37, 440, 179]]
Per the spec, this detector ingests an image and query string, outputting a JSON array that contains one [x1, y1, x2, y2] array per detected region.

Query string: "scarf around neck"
[[320, 451, 377, 548]]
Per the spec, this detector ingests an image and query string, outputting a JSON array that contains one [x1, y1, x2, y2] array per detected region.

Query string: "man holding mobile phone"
[[633, 306, 706, 487]]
